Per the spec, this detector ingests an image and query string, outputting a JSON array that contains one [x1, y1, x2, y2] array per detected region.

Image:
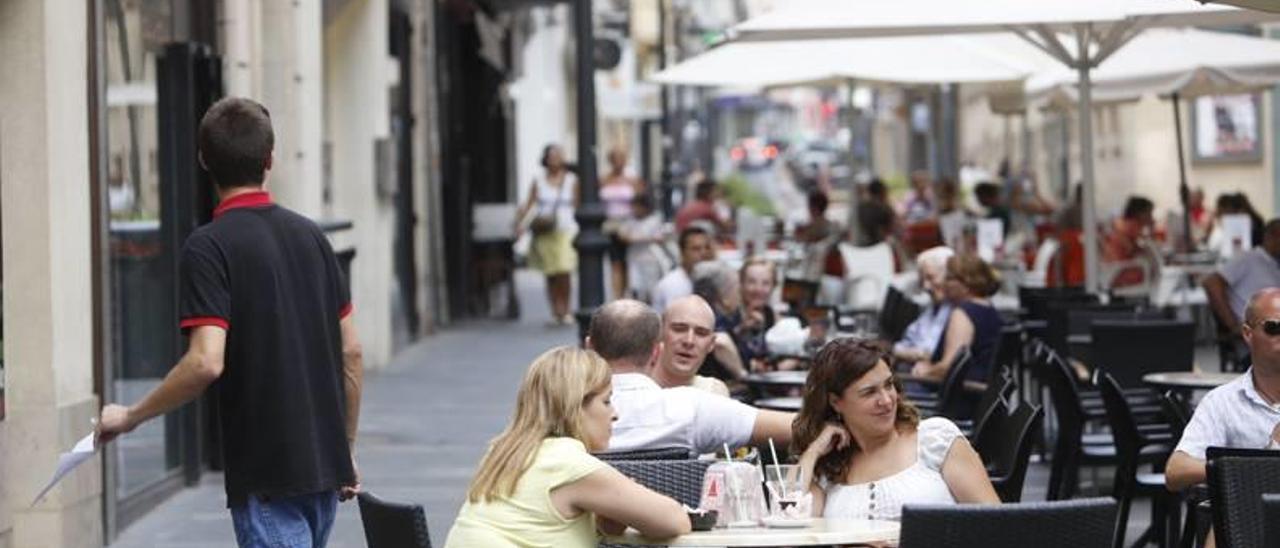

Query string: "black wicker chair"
[[1205, 447, 1280, 548], [597, 447, 695, 462], [980, 402, 1043, 503], [898, 498, 1118, 548], [1090, 319, 1196, 389], [1094, 369, 1179, 548], [1028, 342, 1169, 501], [967, 369, 1016, 445], [607, 459, 713, 509], [358, 492, 432, 548], [878, 285, 922, 342], [1263, 494, 1280, 548], [909, 346, 976, 420]]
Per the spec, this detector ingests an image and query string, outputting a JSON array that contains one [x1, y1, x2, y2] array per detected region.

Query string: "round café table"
[[743, 371, 809, 390], [754, 396, 802, 412], [1142, 371, 1236, 391], [604, 517, 900, 546]]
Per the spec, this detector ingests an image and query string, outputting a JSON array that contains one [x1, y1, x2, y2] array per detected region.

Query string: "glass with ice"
[[764, 464, 811, 519]]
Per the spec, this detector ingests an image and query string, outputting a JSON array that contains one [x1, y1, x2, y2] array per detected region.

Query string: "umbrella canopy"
[[1201, 0, 1280, 14], [732, 0, 1262, 41], [726, 0, 1277, 292], [650, 35, 1040, 89], [1030, 28, 1280, 99]]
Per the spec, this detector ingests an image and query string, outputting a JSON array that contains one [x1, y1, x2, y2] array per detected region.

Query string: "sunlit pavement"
[[110, 269, 578, 547]]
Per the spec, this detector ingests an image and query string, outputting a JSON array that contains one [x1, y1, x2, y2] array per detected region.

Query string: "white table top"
[[1142, 371, 1238, 390], [604, 517, 900, 546]]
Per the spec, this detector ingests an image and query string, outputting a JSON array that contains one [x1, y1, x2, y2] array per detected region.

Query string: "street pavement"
[[110, 269, 578, 547]]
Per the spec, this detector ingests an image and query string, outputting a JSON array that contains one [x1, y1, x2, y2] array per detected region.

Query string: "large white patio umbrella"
[[730, 0, 1278, 292], [1200, 0, 1280, 13], [1029, 27, 1280, 251], [650, 35, 1040, 89]]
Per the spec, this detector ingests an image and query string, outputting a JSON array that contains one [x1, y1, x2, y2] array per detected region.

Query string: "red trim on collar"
[[213, 190, 273, 218]]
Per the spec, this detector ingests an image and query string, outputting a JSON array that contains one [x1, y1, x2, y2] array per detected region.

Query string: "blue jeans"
[[230, 491, 338, 548]]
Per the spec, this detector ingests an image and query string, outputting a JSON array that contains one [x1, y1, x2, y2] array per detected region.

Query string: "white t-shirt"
[[1218, 247, 1280, 322], [605, 373, 757, 455], [1173, 369, 1280, 460], [652, 268, 692, 313]]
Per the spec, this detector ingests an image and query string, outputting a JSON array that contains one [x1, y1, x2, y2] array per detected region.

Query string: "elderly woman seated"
[[690, 261, 750, 383], [793, 338, 1000, 520], [910, 254, 1004, 388]]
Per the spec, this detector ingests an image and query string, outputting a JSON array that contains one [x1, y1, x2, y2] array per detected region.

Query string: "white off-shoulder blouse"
[[821, 417, 962, 521]]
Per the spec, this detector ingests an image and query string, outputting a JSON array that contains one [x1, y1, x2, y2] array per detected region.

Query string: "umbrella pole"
[[1173, 92, 1193, 252], [846, 78, 862, 245], [1076, 25, 1101, 293]]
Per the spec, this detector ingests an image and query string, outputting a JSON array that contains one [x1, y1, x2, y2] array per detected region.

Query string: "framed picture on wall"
[[1192, 93, 1263, 163]]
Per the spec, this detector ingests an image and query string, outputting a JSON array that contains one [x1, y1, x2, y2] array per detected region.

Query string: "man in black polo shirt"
[[97, 97, 364, 547]]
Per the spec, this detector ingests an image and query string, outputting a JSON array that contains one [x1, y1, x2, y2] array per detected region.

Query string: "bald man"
[[1166, 287, 1280, 494], [654, 295, 731, 396], [587, 299, 795, 454]]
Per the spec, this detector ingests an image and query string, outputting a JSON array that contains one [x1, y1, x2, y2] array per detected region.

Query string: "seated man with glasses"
[[1166, 287, 1280, 495]]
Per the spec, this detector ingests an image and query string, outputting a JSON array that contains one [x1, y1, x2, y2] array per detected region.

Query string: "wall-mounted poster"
[[1192, 93, 1263, 163]]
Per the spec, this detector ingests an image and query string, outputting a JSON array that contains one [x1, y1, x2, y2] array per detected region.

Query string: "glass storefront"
[[103, 0, 183, 501]]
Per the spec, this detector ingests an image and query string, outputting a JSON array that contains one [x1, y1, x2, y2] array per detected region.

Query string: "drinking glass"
[[763, 464, 809, 518]]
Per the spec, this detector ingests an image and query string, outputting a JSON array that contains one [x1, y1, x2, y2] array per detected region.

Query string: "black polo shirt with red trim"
[[179, 190, 355, 507]]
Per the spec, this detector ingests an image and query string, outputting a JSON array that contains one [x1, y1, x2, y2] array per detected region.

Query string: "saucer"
[[762, 516, 813, 528]]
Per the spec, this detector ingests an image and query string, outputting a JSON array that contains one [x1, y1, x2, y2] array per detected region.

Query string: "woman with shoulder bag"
[[515, 144, 579, 326]]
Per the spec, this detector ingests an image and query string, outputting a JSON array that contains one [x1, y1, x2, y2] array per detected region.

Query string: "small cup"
[[688, 510, 718, 531]]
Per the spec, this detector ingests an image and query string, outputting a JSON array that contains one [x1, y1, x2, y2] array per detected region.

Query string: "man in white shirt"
[[652, 226, 716, 313], [893, 246, 954, 363], [653, 295, 732, 396], [586, 299, 795, 455], [1166, 287, 1280, 494], [1203, 219, 1280, 342]]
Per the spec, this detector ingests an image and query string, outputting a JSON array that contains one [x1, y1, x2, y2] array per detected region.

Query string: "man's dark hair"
[[678, 225, 710, 252], [974, 182, 1000, 204], [588, 300, 662, 366], [694, 181, 717, 201], [1122, 196, 1154, 219], [1265, 218, 1280, 236], [198, 97, 274, 189], [808, 190, 829, 213], [867, 179, 887, 199], [631, 192, 654, 211]]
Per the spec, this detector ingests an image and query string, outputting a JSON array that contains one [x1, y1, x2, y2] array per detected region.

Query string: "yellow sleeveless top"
[[444, 437, 607, 548]]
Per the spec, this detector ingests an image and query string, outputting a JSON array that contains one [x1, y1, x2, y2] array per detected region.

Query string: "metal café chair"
[[898, 498, 1118, 548]]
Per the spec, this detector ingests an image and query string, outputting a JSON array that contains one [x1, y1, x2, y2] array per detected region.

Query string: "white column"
[[222, 0, 263, 99], [0, 1, 102, 546], [325, 0, 392, 369], [261, 0, 325, 217]]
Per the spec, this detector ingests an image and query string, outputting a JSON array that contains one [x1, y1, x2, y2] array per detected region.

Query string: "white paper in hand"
[[32, 433, 97, 506]]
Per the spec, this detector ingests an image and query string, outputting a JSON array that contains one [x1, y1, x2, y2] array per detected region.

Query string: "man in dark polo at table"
[[96, 97, 364, 547]]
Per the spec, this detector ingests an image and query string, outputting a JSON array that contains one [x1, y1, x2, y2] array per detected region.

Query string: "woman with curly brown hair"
[[792, 338, 998, 520]]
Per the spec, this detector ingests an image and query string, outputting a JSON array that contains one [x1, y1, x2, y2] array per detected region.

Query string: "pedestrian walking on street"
[[96, 97, 365, 548], [515, 143, 579, 326]]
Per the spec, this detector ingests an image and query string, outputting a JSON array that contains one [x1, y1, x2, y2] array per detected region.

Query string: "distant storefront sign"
[[1193, 93, 1263, 163]]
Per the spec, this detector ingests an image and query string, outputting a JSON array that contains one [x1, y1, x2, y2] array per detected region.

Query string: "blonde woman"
[[444, 347, 690, 547]]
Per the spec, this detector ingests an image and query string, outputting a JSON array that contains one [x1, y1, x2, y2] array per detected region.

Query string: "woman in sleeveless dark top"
[[911, 254, 1004, 386]]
